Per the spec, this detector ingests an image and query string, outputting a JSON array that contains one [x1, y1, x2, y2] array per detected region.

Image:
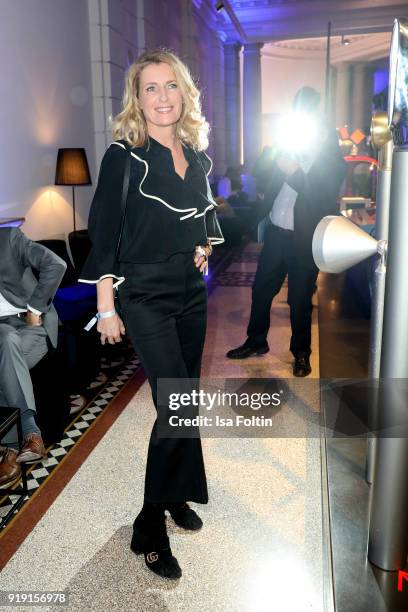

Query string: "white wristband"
[[97, 309, 116, 320], [83, 309, 117, 332]]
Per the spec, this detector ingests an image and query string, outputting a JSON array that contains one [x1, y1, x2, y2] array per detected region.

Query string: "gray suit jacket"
[[0, 228, 67, 348]]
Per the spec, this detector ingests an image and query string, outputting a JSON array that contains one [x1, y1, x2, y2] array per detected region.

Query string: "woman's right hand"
[[97, 314, 126, 345]]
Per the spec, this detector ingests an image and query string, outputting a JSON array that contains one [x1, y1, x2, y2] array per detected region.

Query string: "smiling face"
[[138, 62, 183, 134]]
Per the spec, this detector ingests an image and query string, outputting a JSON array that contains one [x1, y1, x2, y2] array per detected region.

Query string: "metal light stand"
[[365, 112, 393, 485], [367, 140, 408, 570], [367, 17, 408, 572]]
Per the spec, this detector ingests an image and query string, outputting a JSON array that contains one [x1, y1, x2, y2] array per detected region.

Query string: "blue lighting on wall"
[[374, 69, 389, 95]]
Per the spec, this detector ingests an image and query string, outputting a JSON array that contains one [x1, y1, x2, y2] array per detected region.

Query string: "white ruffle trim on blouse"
[[111, 141, 215, 221]]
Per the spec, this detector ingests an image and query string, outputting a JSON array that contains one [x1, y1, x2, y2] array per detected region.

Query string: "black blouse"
[[79, 137, 224, 286]]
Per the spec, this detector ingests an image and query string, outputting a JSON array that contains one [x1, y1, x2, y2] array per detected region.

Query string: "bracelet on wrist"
[[96, 309, 116, 320]]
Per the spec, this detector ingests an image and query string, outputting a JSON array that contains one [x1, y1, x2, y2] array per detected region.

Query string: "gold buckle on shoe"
[[146, 552, 159, 563]]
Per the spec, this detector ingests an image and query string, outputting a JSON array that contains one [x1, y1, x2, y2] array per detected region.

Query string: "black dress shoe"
[[226, 341, 269, 359], [131, 507, 182, 580], [293, 355, 311, 377], [166, 502, 203, 531]]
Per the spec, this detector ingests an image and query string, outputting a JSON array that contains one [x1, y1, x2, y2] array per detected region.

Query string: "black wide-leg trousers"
[[247, 224, 318, 357], [118, 252, 208, 504]]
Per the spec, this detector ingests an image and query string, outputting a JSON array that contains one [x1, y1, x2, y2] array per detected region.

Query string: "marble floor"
[[203, 241, 320, 379], [0, 242, 327, 612]]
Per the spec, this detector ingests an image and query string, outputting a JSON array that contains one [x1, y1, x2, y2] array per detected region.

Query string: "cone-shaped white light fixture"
[[312, 215, 379, 273]]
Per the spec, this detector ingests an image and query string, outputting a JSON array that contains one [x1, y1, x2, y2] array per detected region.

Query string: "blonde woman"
[[80, 50, 224, 579]]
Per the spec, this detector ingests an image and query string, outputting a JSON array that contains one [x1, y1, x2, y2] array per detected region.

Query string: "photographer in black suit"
[[227, 87, 346, 376], [0, 228, 66, 486]]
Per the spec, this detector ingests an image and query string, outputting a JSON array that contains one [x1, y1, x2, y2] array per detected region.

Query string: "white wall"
[[0, 0, 95, 240], [261, 53, 326, 148]]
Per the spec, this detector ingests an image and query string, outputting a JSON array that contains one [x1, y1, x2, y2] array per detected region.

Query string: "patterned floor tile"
[[0, 354, 141, 528]]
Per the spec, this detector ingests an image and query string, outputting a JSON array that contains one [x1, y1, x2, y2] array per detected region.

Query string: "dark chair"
[[35, 238, 100, 394], [37, 238, 96, 322], [68, 230, 92, 273], [36, 239, 77, 287]]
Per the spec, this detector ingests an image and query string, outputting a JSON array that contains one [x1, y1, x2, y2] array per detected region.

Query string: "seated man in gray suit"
[[0, 227, 66, 487]]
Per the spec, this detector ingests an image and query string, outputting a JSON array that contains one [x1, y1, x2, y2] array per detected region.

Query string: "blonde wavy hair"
[[112, 49, 209, 151]]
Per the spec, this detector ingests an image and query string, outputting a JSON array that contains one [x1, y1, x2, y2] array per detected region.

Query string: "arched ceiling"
[[216, 0, 407, 42], [263, 32, 391, 63]]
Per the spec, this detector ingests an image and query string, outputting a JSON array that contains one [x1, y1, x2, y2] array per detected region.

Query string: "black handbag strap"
[[115, 142, 132, 261]]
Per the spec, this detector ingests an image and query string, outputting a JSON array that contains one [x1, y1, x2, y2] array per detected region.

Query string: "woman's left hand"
[[194, 244, 212, 275]]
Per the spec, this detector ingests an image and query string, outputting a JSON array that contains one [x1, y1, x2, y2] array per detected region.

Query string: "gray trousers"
[[0, 315, 48, 446]]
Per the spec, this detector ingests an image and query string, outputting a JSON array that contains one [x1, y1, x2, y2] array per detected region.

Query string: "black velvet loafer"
[[131, 510, 182, 580], [166, 502, 203, 531]]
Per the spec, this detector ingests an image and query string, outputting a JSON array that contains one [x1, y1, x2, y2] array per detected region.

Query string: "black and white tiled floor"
[[0, 355, 140, 524]]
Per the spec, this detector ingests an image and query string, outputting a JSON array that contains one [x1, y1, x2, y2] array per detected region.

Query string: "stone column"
[[224, 42, 242, 168], [210, 29, 227, 176], [87, 0, 139, 166], [351, 62, 366, 131], [243, 42, 263, 168], [181, 0, 199, 76], [335, 62, 351, 128]]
